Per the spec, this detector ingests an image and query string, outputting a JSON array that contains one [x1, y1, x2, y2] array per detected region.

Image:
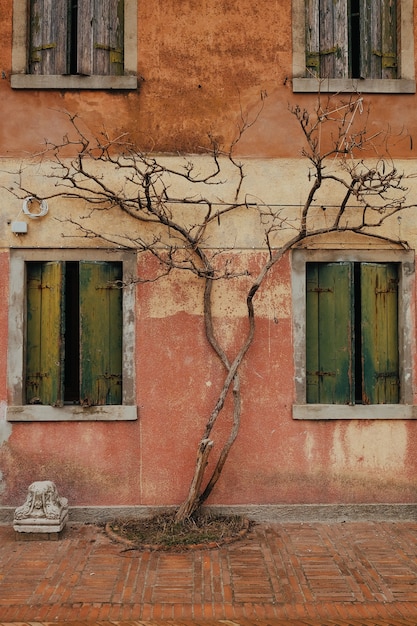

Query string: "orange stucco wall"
[[1, 0, 417, 157], [1, 0, 417, 511]]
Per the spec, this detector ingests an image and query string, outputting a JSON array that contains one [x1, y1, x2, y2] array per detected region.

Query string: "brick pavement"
[[1, 520, 417, 624]]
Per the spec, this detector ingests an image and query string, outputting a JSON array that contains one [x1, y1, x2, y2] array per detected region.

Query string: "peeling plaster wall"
[[0, 0, 417, 509], [1, 164, 417, 508]]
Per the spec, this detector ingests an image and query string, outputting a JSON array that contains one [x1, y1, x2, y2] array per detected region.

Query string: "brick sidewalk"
[[1, 520, 417, 624]]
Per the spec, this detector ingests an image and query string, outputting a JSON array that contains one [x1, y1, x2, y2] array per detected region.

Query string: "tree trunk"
[[175, 438, 214, 522]]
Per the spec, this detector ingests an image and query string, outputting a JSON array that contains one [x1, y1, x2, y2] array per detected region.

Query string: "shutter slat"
[[26, 262, 64, 405], [79, 262, 122, 406], [360, 0, 372, 78], [361, 263, 399, 404], [331, 0, 348, 77], [77, 0, 93, 75], [381, 0, 397, 79], [306, 0, 320, 74]]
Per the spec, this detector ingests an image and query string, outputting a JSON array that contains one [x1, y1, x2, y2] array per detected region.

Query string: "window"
[[11, 0, 137, 89], [306, 262, 399, 405], [30, 0, 124, 77], [26, 261, 123, 407], [7, 250, 137, 421], [292, 249, 416, 419], [292, 0, 416, 93], [306, 0, 397, 81]]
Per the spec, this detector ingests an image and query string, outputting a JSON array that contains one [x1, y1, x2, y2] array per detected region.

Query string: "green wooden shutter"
[[306, 0, 348, 77], [360, 263, 399, 404], [78, 0, 124, 75], [29, 0, 69, 75], [306, 263, 353, 404], [79, 262, 122, 406], [26, 262, 64, 405], [360, 0, 397, 79]]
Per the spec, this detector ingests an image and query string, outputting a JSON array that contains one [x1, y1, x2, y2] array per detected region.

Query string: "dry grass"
[[108, 511, 250, 549]]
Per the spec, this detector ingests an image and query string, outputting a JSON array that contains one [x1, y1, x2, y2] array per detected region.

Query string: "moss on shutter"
[[79, 262, 122, 406], [360, 263, 399, 404], [26, 262, 64, 405], [306, 263, 353, 404], [29, 0, 68, 74]]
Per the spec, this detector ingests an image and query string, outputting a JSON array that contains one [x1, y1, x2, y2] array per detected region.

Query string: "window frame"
[[7, 249, 137, 421], [292, 0, 416, 93], [292, 248, 416, 419], [11, 0, 138, 90]]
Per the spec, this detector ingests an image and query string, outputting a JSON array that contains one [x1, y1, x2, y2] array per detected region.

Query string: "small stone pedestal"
[[13, 480, 68, 540]]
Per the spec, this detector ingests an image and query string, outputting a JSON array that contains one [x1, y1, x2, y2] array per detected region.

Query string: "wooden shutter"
[[360, 263, 399, 404], [26, 262, 64, 405], [29, 0, 68, 75], [78, 0, 124, 75], [360, 0, 397, 79], [306, 0, 348, 77], [306, 263, 353, 404], [79, 262, 122, 406]]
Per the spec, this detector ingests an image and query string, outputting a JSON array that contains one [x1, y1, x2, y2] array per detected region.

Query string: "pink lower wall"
[[1, 251, 417, 508]]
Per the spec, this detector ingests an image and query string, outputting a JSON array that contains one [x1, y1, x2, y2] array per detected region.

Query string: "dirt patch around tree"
[[105, 511, 251, 551]]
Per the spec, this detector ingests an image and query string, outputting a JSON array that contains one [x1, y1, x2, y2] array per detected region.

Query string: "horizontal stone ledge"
[[1, 503, 417, 525]]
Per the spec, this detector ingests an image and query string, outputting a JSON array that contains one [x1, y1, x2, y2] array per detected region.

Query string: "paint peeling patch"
[[0, 402, 12, 445], [331, 421, 407, 471], [304, 431, 315, 462]]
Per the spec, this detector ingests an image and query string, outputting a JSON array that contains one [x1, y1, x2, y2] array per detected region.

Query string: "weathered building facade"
[[1, 0, 417, 519]]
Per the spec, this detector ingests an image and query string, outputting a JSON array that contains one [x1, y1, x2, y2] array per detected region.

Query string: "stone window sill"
[[11, 74, 138, 90], [7, 405, 138, 422], [292, 78, 416, 94], [293, 404, 417, 420]]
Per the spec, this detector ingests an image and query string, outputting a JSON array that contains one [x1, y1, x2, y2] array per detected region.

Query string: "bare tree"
[[7, 93, 415, 521]]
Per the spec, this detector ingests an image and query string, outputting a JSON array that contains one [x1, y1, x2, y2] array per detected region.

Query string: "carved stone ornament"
[[13, 480, 68, 534]]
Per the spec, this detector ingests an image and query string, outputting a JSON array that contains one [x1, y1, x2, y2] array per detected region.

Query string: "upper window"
[[292, 248, 416, 419], [7, 249, 137, 421], [30, 0, 124, 77], [11, 0, 137, 89], [306, 0, 397, 80], [292, 0, 416, 93]]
